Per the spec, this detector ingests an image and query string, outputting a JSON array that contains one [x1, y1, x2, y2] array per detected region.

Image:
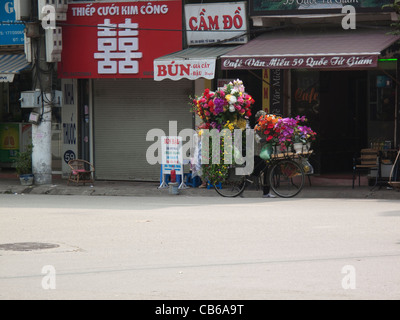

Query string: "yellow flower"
[[237, 118, 247, 130]]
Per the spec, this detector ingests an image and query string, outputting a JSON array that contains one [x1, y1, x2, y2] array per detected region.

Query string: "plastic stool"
[[207, 181, 222, 189]]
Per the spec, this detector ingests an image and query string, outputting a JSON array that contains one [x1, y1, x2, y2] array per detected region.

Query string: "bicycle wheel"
[[269, 159, 305, 198], [214, 168, 247, 198]]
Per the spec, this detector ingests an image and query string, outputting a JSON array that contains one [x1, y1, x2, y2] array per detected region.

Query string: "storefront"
[[153, 1, 250, 131], [220, 27, 400, 173], [0, 1, 33, 169], [59, 0, 191, 180], [153, 45, 242, 131]]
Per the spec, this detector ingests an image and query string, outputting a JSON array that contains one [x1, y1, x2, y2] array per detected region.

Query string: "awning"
[[154, 46, 240, 81], [221, 28, 400, 70], [0, 54, 31, 82]]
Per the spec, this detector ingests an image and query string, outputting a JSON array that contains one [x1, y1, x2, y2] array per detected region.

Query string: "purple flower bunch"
[[213, 98, 225, 115], [273, 115, 316, 150], [296, 125, 317, 142]]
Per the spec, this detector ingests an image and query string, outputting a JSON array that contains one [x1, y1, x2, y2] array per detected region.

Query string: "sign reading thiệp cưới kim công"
[[59, 1, 182, 79]]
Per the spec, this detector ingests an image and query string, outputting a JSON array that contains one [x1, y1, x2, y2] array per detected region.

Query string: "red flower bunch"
[[254, 114, 282, 144]]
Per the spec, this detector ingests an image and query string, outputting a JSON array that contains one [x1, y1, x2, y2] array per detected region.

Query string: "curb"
[[0, 180, 399, 200]]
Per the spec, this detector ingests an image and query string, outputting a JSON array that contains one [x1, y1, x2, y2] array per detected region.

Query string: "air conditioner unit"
[[38, 0, 68, 21], [14, 0, 32, 21], [55, 0, 68, 22], [55, 0, 68, 13], [38, 0, 55, 20], [20, 90, 63, 108], [20, 91, 43, 108], [45, 27, 62, 62]]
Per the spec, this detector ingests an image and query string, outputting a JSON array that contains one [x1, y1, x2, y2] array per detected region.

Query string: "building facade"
[[59, 0, 400, 179], [0, 0, 33, 170], [60, 0, 192, 180], [227, 0, 400, 174], [4, 0, 398, 181]]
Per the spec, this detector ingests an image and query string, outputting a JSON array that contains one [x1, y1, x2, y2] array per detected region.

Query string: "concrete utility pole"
[[31, 7, 53, 185], [31, 95, 52, 185]]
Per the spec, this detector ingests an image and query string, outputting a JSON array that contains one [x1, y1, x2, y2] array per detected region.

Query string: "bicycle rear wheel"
[[269, 159, 305, 198], [214, 168, 247, 198]]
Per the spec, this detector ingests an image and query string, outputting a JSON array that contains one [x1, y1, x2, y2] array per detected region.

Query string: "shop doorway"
[[0, 73, 32, 169], [292, 70, 369, 174], [319, 71, 368, 174], [77, 79, 91, 162]]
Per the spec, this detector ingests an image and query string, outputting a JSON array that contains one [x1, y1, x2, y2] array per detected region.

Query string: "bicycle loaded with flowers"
[[254, 114, 317, 176], [191, 79, 317, 184]]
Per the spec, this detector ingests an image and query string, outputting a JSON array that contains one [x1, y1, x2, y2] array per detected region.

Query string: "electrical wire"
[[3, 8, 395, 106], [1, 19, 252, 32], [29, 33, 59, 117]]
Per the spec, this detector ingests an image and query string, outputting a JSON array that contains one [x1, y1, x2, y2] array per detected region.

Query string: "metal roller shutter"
[[94, 79, 193, 181]]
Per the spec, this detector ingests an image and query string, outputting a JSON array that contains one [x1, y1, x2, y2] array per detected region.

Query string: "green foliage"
[[202, 164, 230, 185], [201, 129, 246, 184], [15, 144, 33, 175], [383, 0, 400, 12], [384, 1, 400, 34]]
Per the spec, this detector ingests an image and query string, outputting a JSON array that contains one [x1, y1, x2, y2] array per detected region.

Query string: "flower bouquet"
[[255, 114, 317, 153], [296, 125, 317, 144], [191, 79, 254, 131], [191, 80, 254, 184], [254, 114, 281, 145]]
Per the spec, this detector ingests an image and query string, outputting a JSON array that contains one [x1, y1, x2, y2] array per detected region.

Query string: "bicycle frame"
[[214, 150, 312, 198]]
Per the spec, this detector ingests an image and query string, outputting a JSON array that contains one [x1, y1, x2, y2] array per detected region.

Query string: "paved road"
[[0, 194, 399, 300]]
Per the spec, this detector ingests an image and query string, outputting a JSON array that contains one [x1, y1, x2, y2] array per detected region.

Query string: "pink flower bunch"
[[191, 79, 254, 129], [265, 115, 316, 150]]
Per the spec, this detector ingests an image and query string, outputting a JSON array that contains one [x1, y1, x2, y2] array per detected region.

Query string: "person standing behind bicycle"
[[253, 110, 276, 198]]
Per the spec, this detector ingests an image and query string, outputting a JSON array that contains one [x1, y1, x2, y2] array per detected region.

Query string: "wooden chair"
[[68, 159, 95, 186], [389, 150, 400, 190], [352, 148, 379, 188]]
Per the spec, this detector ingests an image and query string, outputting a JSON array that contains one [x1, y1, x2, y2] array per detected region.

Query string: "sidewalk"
[[1, 169, 399, 200]]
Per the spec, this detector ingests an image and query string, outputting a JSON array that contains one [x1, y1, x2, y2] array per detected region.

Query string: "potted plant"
[[15, 144, 34, 186]]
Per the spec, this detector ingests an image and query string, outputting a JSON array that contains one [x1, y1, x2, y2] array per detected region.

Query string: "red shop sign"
[[59, 1, 182, 79], [221, 55, 379, 70]]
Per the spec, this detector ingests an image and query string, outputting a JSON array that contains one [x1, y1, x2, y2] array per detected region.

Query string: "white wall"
[[61, 78, 78, 178]]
